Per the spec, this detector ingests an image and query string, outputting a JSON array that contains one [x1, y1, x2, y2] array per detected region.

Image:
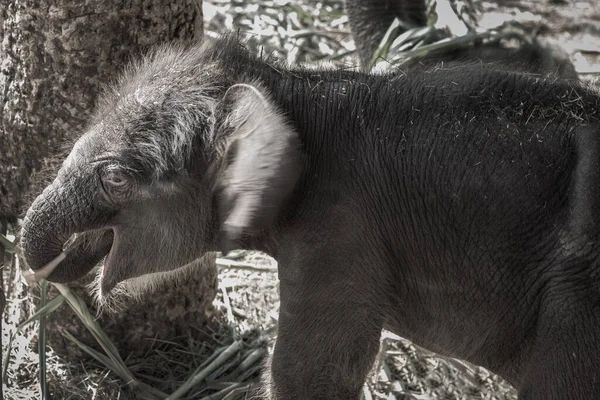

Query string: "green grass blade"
[[61, 330, 126, 374], [221, 384, 254, 400], [370, 18, 405, 69], [0, 234, 14, 253], [198, 382, 248, 400], [166, 341, 242, 400], [52, 283, 124, 364], [61, 331, 168, 400], [2, 295, 65, 383], [54, 283, 168, 399], [39, 281, 49, 400]]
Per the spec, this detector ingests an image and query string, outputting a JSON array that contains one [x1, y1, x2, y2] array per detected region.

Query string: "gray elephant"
[[345, 0, 427, 66], [20, 35, 600, 399], [344, 0, 578, 79]]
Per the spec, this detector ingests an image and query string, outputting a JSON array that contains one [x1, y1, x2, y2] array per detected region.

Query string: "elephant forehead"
[[63, 136, 90, 169], [63, 129, 113, 168]]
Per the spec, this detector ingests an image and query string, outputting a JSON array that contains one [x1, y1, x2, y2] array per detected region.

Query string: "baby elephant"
[[20, 35, 600, 399]]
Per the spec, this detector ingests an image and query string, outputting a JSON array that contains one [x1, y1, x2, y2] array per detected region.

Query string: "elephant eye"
[[101, 169, 131, 199], [104, 174, 127, 187]]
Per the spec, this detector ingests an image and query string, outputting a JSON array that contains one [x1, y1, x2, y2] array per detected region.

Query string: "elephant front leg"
[[519, 295, 600, 400], [265, 280, 383, 399]]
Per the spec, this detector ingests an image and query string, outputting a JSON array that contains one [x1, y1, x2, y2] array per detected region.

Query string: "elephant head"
[[19, 39, 300, 296]]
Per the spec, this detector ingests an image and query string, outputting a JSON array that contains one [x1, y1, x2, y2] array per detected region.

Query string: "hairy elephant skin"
[[343, 0, 578, 80], [20, 36, 600, 399]]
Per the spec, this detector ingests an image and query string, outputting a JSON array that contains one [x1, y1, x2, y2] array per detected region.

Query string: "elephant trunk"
[[19, 178, 114, 283]]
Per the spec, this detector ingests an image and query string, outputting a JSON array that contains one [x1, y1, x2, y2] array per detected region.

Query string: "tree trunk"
[[1, 0, 219, 365], [0, 0, 203, 221]]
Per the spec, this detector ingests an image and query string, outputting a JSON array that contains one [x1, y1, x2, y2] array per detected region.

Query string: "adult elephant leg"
[[344, 0, 426, 68], [266, 264, 383, 399], [519, 284, 600, 399]]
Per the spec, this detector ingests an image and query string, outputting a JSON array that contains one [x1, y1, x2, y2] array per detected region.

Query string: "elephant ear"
[[217, 83, 301, 255]]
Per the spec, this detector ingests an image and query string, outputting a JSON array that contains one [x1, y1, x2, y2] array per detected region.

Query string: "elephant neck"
[[236, 66, 409, 259]]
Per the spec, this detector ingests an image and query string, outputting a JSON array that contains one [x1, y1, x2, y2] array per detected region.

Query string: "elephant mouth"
[[81, 227, 128, 295], [101, 230, 122, 280], [22, 228, 116, 287], [103, 238, 116, 277], [98, 227, 148, 295]]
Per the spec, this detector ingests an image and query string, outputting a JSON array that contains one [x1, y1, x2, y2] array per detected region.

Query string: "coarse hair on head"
[[88, 33, 272, 183]]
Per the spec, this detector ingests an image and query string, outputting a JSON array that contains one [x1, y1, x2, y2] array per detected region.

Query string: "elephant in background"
[[343, 0, 578, 79], [345, 0, 427, 67]]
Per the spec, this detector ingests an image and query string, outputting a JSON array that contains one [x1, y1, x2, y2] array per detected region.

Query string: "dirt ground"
[[3, 0, 600, 399]]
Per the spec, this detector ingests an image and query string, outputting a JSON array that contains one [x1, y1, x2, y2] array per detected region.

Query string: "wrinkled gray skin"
[[343, 0, 578, 79], [21, 36, 600, 399]]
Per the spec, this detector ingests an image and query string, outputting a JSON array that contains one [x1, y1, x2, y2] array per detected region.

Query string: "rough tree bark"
[[1, 0, 219, 361], [0, 0, 203, 221]]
